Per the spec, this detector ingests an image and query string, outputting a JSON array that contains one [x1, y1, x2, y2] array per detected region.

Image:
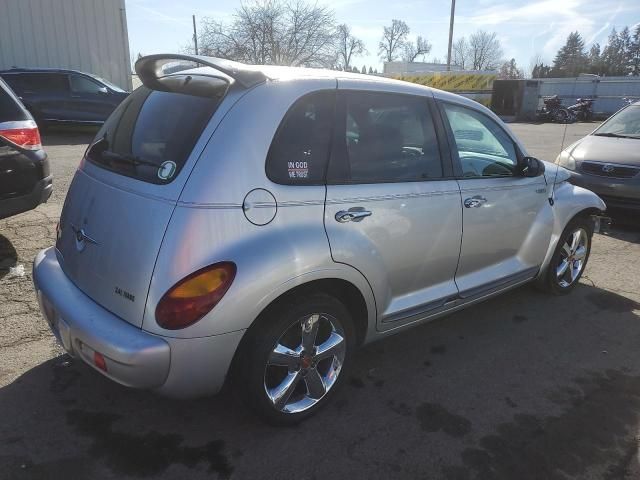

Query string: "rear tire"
[[237, 293, 356, 425], [540, 216, 593, 295], [553, 109, 569, 123]]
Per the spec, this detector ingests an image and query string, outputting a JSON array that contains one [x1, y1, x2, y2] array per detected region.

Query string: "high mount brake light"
[[155, 262, 236, 330], [0, 121, 42, 150]]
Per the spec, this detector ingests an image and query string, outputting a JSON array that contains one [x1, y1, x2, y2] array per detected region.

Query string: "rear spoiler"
[[135, 54, 268, 91]]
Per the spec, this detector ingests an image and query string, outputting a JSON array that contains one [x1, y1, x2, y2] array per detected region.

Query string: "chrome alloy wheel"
[[556, 227, 589, 288], [264, 313, 346, 414]]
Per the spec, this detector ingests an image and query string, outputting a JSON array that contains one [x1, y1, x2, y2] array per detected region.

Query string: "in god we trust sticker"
[[288, 161, 308, 179]]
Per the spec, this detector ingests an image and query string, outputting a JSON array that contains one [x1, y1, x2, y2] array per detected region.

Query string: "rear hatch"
[[56, 70, 229, 327]]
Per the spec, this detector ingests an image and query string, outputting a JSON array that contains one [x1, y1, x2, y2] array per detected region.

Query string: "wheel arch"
[[538, 182, 606, 278], [226, 275, 375, 388]]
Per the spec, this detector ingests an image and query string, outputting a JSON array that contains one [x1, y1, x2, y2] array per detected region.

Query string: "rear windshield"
[[0, 79, 29, 122], [86, 86, 220, 184]]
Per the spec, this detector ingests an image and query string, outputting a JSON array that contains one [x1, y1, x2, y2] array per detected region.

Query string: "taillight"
[[155, 262, 236, 330], [0, 120, 42, 150]]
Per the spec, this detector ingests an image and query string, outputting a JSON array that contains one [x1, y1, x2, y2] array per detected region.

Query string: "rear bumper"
[[0, 174, 52, 220], [33, 247, 244, 398]]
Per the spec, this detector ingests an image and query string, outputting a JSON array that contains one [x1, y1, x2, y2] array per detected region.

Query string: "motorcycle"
[[536, 95, 575, 123], [567, 97, 594, 121]]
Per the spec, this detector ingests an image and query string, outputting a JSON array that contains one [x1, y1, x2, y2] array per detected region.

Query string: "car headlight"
[[555, 151, 576, 170]]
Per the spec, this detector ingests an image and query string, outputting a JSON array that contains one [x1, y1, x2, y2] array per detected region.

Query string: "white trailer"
[[0, 0, 132, 90]]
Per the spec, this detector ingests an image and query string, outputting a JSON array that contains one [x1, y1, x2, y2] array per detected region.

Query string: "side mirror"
[[98, 86, 109, 95], [520, 156, 545, 177]]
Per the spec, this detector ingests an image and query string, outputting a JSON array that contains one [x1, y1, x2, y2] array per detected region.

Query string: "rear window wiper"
[[593, 132, 637, 139], [100, 150, 159, 168]]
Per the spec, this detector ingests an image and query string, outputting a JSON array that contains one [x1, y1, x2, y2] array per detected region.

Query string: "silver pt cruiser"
[[33, 54, 606, 424]]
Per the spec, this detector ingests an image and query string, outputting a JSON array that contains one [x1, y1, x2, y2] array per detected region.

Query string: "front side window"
[[70, 75, 105, 94], [329, 91, 443, 183], [441, 102, 518, 178], [266, 90, 335, 185]]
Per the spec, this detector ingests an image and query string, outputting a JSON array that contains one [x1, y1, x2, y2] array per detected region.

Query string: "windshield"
[[593, 105, 640, 138]]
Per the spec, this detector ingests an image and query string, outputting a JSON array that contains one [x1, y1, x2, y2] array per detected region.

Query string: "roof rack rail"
[[135, 54, 268, 90]]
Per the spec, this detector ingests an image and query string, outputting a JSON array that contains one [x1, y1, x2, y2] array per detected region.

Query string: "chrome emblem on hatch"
[[70, 224, 98, 252], [601, 164, 615, 173]]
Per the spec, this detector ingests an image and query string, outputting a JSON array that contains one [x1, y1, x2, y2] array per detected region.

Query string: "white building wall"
[[537, 76, 640, 115], [0, 0, 132, 90]]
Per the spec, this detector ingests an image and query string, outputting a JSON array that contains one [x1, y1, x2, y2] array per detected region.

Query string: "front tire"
[[239, 293, 355, 425], [542, 217, 593, 295]]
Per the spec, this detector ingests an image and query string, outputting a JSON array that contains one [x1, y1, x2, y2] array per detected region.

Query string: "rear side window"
[[86, 85, 220, 184], [0, 79, 29, 122], [2, 73, 68, 94], [328, 91, 443, 183], [266, 90, 335, 185]]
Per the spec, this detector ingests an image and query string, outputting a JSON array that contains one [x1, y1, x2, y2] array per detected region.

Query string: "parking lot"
[[1, 122, 639, 479]]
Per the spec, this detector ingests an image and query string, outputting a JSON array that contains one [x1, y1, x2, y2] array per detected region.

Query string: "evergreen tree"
[[551, 32, 588, 77], [498, 58, 523, 79], [602, 28, 626, 76], [631, 25, 640, 76], [619, 27, 633, 74], [368, 66, 374, 74], [532, 62, 552, 78], [587, 43, 602, 75], [361, 65, 367, 74]]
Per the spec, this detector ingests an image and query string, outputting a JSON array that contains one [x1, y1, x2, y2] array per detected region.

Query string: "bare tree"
[[196, 0, 338, 67], [379, 19, 410, 63], [335, 24, 366, 70], [402, 36, 432, 62], [468, 30, 503, 70], [452, 37, 470, 69]]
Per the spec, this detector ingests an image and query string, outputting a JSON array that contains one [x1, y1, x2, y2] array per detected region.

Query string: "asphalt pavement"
[[1, 122, 640, 480]]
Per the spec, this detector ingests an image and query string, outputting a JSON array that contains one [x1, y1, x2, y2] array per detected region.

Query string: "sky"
[[125, 0, 640, 75]]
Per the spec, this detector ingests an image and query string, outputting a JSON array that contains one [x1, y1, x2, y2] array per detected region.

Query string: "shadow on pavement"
[[604, 211, 640, 244], [1, 283, 639, 480], [41, 128, 97, 147], [0, 234, 18, 279]]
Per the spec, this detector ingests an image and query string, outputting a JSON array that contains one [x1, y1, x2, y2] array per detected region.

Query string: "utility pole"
[[192, 15, 198, 55], [446, 0, 456, 71]]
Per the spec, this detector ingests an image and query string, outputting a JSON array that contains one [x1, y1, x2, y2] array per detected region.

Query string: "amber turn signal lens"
[[155, 262, 236, 330]]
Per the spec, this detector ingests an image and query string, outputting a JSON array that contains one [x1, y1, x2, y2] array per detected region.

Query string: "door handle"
[[335, 208, 372, 223], [463, 195, 487, 208]]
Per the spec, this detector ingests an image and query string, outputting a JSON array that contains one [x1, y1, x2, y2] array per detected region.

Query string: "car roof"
[[177, 63, 490, 115], [181, 64, 436, 93], [0, 67, 86, 76], [140, 54, 488, 112]]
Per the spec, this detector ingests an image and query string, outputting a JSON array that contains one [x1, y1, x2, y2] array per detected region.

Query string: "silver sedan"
[[557, 101, 640, 211]]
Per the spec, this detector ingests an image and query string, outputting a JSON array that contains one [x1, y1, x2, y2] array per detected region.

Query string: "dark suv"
[[0, 68, 129, 127], [0, 78, 52, 219]]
